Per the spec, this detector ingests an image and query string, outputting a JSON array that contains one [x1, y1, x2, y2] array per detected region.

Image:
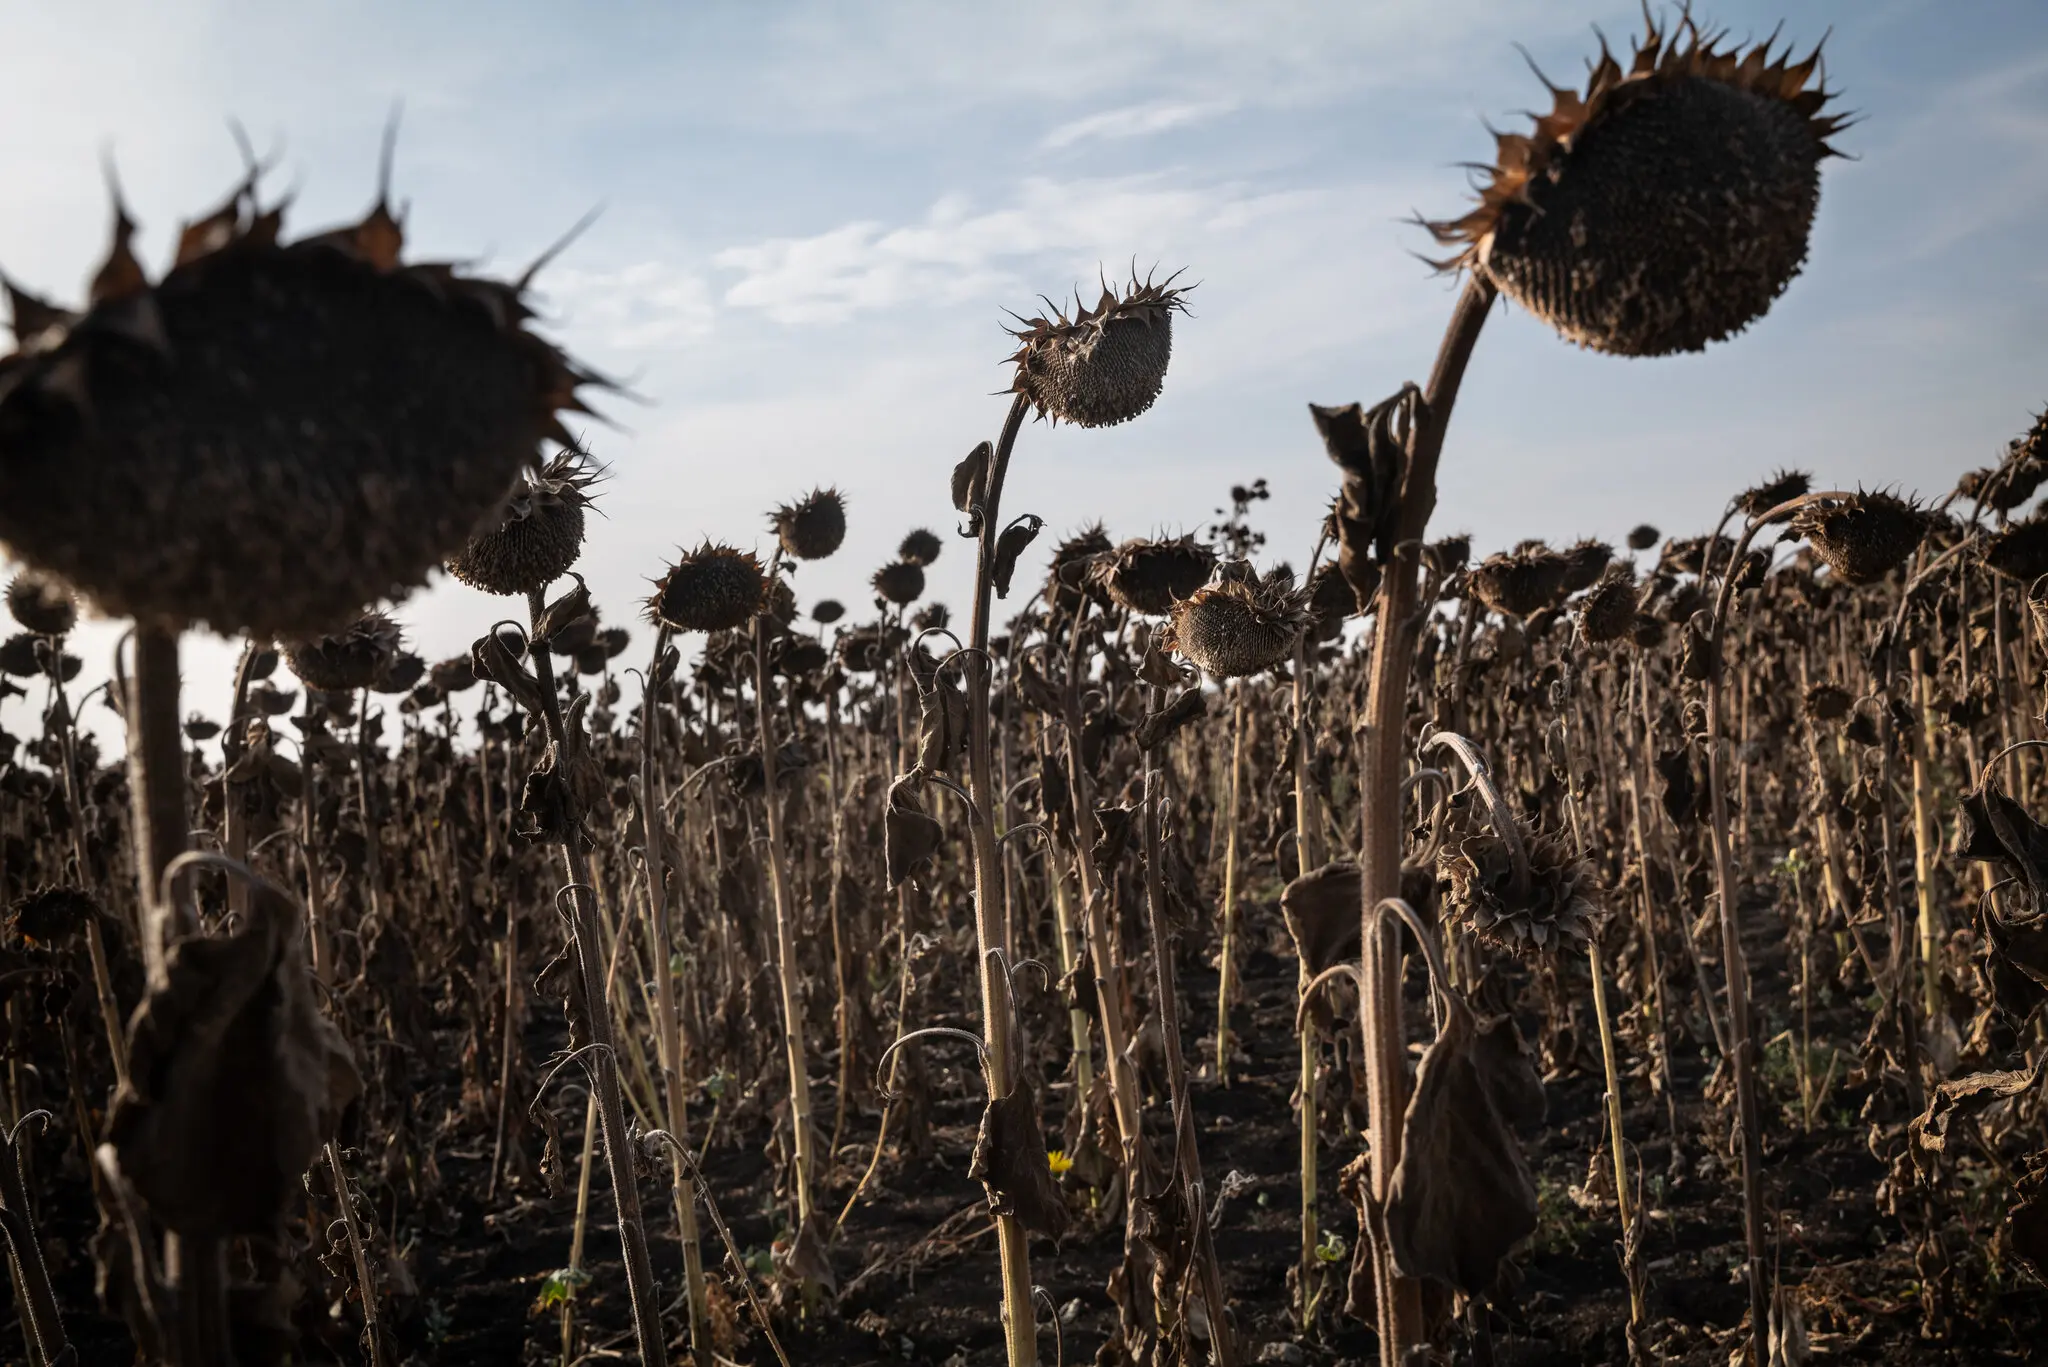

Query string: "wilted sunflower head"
[[771, 487, 847, 562], [1577, 564, 1639, 644], [1560, 539, 1613, 594], [1439, 825, 1601, 954], [1469, 545, 1571, 619], [1163, 568, 1312, 678], [1626, 524, 1661, 552], [1046, 523, 1114, 612], [1007, 270, 1190, 428], [283, 612, 403, 692], [0, 158, 608, 636], [1102, 535, 1216, 617], [898, 528, 944, 568], [9, 885, 99, 946], [445, 448, 604, 597], [872, 560, 926, 606], [1801, 681, 1854, 723], [1426, 14, 1847, 357], [5, 571, 77, 637], [811, 599, 846, 625], [1736, 468, 1812, 519], [648, 543, 767, 633], [1788, 491, 1929, 585], [1982, 513, 2048, 583]]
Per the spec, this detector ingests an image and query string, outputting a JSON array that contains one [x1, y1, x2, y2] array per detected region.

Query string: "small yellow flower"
[[1046, 1149, 1074, 1176]]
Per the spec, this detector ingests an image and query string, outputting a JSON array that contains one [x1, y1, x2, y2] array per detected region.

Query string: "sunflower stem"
[[967, 391, 1041, 1367], [1354, 273, 1493, 1365], [524, 590, 668, 1367]]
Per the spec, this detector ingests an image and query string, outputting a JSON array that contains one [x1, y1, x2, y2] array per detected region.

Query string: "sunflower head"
[[1163, 568, 1312, 678], [648, 544, 768, 634], [1101, 535, 1216, 617], [283, 612, 403, 692], [446, 448, 605, 597], [1789, 491, 1929, 585], [1426, 15, 1848, 357], [0, 159, 608, 636], [1469, 544, 1571, 619], [5, 571, 77, 637], [1007, 270, 1190, 427], [898, 528, 944, 568], [771, 487, 847, 562], [872, 560, 926, 607]]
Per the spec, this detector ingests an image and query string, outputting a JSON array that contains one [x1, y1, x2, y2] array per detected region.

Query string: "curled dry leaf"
[[108, 872, 360, 1238], [1384, 997, 1539, 1295], [968, 1082, 1070, 1238]]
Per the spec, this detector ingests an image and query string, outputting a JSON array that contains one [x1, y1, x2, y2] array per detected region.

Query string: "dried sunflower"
[[445, 449, 604, 597], [1469, 546, 1570, 619], [1101, 535, 1215, 617], [1789, 491, 1929, 585], [0, 162, 606, 636], [772, 487, 847, 562], [1576, 564, 1638, 644], [5, 571, 76, 636], [1736, 468, 1812, 518], [1439, 825, 1601, 953], [648, 544, 767, 634], [1046, 523, 1113, 613], [898, 528, 943, 568], [9, 885, 98, 946], [1425, 15, 1847, 356], [1164, 569, 1312, 679], [282, 612, 402, 692], [1983, 514, 2048, 584], [1007, 271, 1189, 427], [872, 560, 925, 606]]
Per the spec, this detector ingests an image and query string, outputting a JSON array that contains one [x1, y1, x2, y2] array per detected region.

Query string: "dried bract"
[[1007, 271, 1189, 427]]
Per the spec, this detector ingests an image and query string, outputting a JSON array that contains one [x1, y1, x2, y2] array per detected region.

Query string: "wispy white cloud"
[[547, 261, 716, 351], [1040, 99, 1237, 150]]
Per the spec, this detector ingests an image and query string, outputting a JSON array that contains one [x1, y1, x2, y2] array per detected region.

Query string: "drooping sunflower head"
[[5, 570, 77, 637], [1163, 568, 1313, 678], [1469, 544, 1571, 619], [283, 611, 403, 693], [898, 528, 944, 568], [0, 151, 609, 636], [1006, 270, 1191, 428], [1426, 14, 1848, 357], [872, 560, 926, 607], [648, 543, 768, 634], [445, 448, 605, 597], [1101, 535, 1217, 617], [1789, 491, 1929, 586], [771, 487, 847, 562]]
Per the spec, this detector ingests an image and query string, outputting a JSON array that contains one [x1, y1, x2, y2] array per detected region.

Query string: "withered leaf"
[[952, 442, 990, 517], [885, 774, 942, 889], [1911, 1059, 2040, 1155], [1280, 860, 1362, 976], [1091, 805, 1136, 881], [969, 1082, 1069, 1238], [991, 515, 1043, 600], [916, 674, 969, 775], [1134, 687, 1207, 751], [109, 877, 360, 1238], [1385, 999, 1538, 1296]]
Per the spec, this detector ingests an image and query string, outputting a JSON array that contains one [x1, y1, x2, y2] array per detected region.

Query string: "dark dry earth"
[[14, 883, 2044, 1366]]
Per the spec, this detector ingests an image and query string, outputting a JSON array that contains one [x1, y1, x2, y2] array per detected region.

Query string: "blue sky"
[[3, 0, 2045, 742]]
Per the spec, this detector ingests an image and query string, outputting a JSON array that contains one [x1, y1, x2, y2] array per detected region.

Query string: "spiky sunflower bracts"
[[1469, 544, 1571, 619], [1789, 491, 1929, 586], [283, 611, 403, 692], [1576, 564, 1638, 644], [1425, 15, 1848, 357], [1439, 826, 1601, 953], [898, 528, 944, 568], [0, 160, 609, 637], [1007, 271, 1190, 428], [1163, 568, 1312, 679], [1736, 468, 1813, 519], [648, 544, 767, 634], [446, 449, 605, 597], [5, 571, 76, 637], [772, 487, 847, 562], [1100, 535, 1216, 617], [1983, 512, 2048, 584], [872, 561, 926, 606]]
